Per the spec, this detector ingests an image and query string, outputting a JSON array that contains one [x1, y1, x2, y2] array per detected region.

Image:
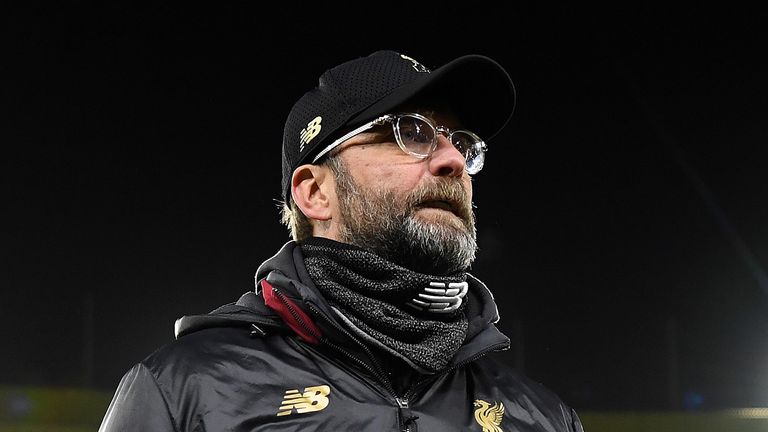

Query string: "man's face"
[[328, 112, 477, 275]]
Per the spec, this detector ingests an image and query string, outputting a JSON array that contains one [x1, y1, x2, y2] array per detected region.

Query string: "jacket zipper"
[[271, 286, 505, 432], [271, 288, 422, 431], [303, 303, 421, 432], [270, 287, 397, 396], [401, 341, 510, 403]]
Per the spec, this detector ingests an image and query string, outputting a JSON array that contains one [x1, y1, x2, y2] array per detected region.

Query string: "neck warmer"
[[300, 237, 469, 373]]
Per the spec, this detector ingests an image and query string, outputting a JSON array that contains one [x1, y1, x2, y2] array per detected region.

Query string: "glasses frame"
[[311, 112, 487, 174]]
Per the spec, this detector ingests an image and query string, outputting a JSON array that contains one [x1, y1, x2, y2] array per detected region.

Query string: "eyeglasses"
[[312, 112, 488, 175]]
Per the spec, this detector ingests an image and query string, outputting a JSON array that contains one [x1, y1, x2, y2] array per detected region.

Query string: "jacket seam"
[[139, 361, 183, 432]]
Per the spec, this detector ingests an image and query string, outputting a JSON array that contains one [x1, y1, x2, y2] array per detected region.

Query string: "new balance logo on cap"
[[400, 54, 430, 73], [299, 116, 323, 152], [276, 385, 331, 416]]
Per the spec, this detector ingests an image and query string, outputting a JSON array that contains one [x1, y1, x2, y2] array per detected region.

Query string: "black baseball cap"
[[281, 50, 516, 204]]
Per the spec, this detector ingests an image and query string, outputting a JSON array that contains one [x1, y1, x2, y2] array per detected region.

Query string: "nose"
[[427, 133, 466, 177]]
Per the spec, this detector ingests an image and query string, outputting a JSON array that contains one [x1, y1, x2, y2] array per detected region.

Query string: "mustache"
[[405, 179, 473, 224]]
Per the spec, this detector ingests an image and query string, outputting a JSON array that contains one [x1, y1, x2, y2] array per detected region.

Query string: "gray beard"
[[331, 160, 477, 275]]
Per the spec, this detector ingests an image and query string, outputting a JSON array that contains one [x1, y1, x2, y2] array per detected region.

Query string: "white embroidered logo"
[[400, 54, 430, 73], [407, 281, 468, 313], [299, 116, 323, 152]]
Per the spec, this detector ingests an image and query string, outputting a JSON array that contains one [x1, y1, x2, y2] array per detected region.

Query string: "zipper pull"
[[249, 323, 266, 337], [397, 398, 418, 432]]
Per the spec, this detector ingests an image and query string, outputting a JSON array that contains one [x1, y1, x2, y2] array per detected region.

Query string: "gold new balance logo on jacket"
[[276, 385, 331, 416]]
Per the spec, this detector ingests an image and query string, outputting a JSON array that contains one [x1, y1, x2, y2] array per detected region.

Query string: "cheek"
[[464, 177, 474, 200], [350, 158, 421, 192]]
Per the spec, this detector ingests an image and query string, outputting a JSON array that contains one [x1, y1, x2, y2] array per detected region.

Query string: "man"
[[99, 50, 584, 432]]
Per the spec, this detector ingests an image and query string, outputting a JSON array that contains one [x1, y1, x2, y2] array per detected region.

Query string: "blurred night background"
[[3, 3, 768, 430]]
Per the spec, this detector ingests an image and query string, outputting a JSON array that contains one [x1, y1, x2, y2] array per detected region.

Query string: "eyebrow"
[[417, 109, 436, 119], [408, 108, 460, 128], [328, 128, 391, 157]]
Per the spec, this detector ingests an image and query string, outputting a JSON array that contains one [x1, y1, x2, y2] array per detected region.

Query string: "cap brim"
[[347, 54, 516, 140]]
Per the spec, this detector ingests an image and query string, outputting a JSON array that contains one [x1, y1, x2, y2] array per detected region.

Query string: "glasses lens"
[[396, 115, 435, 156], [451, 131, 486, 174]]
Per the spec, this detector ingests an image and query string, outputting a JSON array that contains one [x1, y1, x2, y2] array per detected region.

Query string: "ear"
[[290, 164, 333, 221]]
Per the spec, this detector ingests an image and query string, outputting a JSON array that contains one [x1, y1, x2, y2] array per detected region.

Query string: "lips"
[[409, 180, 472, 225], [418, 199, 457, 213]]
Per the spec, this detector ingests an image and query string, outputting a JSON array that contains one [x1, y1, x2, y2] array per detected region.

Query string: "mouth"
[[417, 199, 459, 214]]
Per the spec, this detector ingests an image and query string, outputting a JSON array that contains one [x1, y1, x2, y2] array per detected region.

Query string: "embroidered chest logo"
[[299, 116, 323, 152], [473, 399, 505, 432], [277, 385, 331, 416]]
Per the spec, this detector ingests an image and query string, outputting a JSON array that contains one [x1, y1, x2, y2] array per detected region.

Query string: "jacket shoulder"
[[134, 328, 300, 429], [142, 326, 283, 376], [99, 362, 179, 432]]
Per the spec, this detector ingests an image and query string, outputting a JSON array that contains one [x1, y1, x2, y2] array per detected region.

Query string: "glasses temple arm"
[[311, 115, 393, 163]]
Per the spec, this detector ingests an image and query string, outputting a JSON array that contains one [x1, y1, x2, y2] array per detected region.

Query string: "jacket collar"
[[258, 240, 511, 365], [177, 240, 511, 368]]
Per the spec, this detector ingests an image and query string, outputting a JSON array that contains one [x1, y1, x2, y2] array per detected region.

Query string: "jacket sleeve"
[[98, 363, 178, 432], [570, 407, 586, 432]]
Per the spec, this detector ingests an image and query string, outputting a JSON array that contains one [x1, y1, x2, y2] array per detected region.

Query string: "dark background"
[[3, 4, 767, 413]]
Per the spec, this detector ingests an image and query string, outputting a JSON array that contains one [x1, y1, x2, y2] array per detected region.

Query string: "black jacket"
[[99, 241, 584, 432]]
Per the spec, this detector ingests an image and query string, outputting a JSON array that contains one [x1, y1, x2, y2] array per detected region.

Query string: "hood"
[[173, 290, 284, 339], [174, 241, 339, 340]]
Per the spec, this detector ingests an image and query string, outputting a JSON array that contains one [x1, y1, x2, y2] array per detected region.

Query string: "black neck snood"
[[300, 237, 469, 373]]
